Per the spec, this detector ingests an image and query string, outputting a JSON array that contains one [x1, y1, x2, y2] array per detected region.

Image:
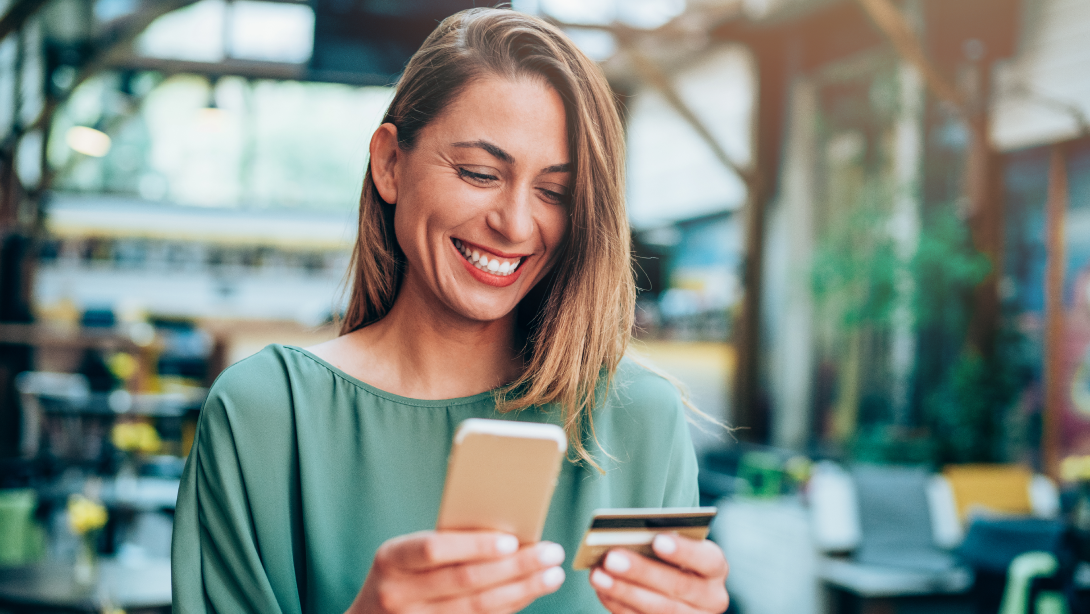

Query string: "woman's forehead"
[[424, 75, 570, 167]]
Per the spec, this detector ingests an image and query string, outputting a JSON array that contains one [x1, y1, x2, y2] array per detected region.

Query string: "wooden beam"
[[854, 0, 966, 114], [1042, 144, 1068, 479], [857, 0, 1009, 356], [621, 44, 755, 186], [730, 41, 788, 443], [107, 55, 307, 81], [546, 18, 753, 185]]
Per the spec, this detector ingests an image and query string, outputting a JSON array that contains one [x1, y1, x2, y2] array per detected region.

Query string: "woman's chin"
[[447, 298, 520, 324]]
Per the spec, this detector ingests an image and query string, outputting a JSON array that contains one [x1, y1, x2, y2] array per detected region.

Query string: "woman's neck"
[[308, 279, 523, 400]]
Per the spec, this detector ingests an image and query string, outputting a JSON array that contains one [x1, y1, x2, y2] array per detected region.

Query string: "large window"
[[49, 72, 392, 210]]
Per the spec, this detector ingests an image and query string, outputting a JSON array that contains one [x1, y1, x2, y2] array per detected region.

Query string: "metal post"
[[1042, 145, 1068, 479]]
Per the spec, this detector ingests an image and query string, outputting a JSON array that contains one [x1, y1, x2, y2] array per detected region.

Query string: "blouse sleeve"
[[660, 401, 701, 508], [598, 358, 702, 509], [171, 363, 298, 614]]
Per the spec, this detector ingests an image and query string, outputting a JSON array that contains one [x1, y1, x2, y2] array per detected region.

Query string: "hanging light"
[[66, 126, 112, 157], [196, 77, 230, 133]]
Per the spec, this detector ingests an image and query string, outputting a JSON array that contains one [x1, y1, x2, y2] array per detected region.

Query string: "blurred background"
[[0, 0, 1088, 612]]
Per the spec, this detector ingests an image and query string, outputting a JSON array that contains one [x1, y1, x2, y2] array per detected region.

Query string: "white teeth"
[[454, 240, 522, 277]]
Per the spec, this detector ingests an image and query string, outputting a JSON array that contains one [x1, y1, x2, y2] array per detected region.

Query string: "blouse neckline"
[[282, 344, 498, 408]]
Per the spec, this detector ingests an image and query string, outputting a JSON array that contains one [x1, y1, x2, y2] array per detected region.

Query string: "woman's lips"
[[452, 238, 529, 288]]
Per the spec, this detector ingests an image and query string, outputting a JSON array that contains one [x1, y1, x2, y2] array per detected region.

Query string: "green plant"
[[808, 178, 998, 460], [810, 182, 990, 331], [924, 324, 1032, 464]]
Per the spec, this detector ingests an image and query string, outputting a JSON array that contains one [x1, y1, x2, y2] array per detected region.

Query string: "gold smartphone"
[[572, 507, 718, 570], [436, 419, 567, 544]]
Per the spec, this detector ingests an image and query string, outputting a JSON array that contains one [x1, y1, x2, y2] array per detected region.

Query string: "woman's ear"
[[369, 123, 400, 204]]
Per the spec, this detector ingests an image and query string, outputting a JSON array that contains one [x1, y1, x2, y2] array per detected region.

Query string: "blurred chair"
[[942, 464, 1059, 523], [809, 463, 973, 611], [930, 464, 1064, 613], [999, 552, 1069, 614], [959, 517, 1069, 614]]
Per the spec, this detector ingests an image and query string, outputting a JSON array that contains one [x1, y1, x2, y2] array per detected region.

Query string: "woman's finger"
[[596, 592, 642, 614], [590, 569, 704, 614], [432, 564, 566, 614], [375, 530, 520, 571], [594, 548, 727, 612], [413, 541, 566, 601], [651, 534, 729, 580]]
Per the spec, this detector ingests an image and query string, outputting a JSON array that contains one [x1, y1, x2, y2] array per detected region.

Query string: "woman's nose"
[[487, 187, 534, 244]]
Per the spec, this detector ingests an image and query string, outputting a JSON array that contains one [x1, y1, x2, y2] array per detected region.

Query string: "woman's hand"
[[589, 534, 729, 614], [347, 530, 566, 614]]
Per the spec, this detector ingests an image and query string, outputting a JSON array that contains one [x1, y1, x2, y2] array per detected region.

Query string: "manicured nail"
[[653, 534, 677, 555], [542, 566, 565, 588], [604, 551, 630, 573], [496, 535, 519, 555], [538, 543, 565, 566], [591, 569, 614, 589]]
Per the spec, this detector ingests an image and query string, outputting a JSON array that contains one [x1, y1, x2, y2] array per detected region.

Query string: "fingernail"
[[538, 543, 565, 566], [542, 566, 565, 588], [590, 569, 614, 589], [604, 551, 630, 573], [653, 534, 677, 555], [496, 535, 519, 555]]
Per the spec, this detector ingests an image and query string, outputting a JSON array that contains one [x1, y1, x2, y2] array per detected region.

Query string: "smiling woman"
[[369, 75, 572, 321], [172, 8, 729, 614], [336, 15, 633, 447]]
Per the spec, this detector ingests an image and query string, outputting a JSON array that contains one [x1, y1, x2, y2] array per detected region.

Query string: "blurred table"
[[711, 496, 821, 614], [0, 557, 171, 613]]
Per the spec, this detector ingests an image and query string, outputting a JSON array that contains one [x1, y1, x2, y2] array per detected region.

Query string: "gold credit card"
[[572, 507, 718, 570]]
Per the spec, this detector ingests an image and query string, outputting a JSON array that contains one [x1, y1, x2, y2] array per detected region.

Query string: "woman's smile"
[[452, 238, 529, 287]]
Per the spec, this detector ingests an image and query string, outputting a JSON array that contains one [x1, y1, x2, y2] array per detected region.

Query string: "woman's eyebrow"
[[541, 163, 571, 174], [452, 140, 570, 173], [453, 140, 513, 164]]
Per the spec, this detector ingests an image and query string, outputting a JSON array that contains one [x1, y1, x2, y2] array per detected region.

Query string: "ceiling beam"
[[854, 0, 966, 115], [549, 18, 754, 187], [620, 42, 755, 187]]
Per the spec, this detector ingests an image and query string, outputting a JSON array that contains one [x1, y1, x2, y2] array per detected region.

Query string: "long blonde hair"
[[340, 8, 633, 468]]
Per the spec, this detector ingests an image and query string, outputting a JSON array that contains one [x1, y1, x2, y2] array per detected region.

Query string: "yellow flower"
[[112, 422, 137, 451], [134, 423, 161, 454], [1061, 455, 1090, 483], [112, 422, 161, 454], [67, 495, 108, 535], [107, 352, 139, 382]]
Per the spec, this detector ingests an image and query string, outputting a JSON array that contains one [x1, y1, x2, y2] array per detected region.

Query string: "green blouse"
[[171, 344, 699, 613]]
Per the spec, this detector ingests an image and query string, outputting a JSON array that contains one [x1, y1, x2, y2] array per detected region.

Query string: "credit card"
[[572, 507, 717, 570]]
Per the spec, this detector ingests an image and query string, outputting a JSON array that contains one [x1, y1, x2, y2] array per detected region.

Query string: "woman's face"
[[371, 75, 571, 323]]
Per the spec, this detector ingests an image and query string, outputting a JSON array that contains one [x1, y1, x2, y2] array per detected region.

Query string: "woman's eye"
[[538, 187, 570, 206], [457, 167, 498, 185]]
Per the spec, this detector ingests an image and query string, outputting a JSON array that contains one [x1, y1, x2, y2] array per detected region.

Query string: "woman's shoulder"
[[608, 354, 686, 413], [594, 354, 691, 442], [207, 344, 300, 398], [202, 344, 325, 423]]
